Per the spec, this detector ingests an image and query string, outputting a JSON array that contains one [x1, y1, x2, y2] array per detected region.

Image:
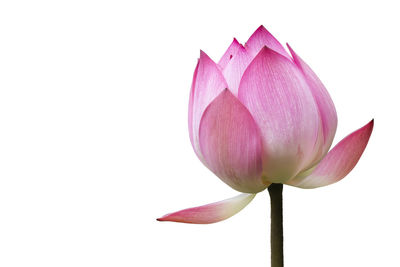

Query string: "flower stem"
[[268, 183, 284, 267]]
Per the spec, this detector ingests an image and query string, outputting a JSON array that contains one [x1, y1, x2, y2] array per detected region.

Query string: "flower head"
[[158, 26, 373, 224]]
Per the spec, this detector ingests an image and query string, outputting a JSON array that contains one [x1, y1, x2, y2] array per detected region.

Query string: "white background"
[[0, 0, 398, 266]]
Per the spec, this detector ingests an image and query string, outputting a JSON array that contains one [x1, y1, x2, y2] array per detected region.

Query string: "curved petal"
[[157, 193, 256, 224], [287, 120, 374, 189], [218, 38, 243, 70], [199, 90, 268, 193], [245, 25, 290, 59], [287, 44, 338, 166], [238, 46, 320, 183], [188, 51, 228, 160], [222, 44, 252, 96]]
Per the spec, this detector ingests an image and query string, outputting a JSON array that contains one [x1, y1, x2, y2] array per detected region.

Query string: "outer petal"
[[288, 44, 338, 166], [218, 38, 243, 70], [238, 47, 320, 183], [245, 25, 291, 59], [287, 120, 374, 189], [188, 60, 200, 152], [199, 90, 268, 193], [188, 51, 228, 160], [222, 44, 252, 96], [157, 193, 256, 224]]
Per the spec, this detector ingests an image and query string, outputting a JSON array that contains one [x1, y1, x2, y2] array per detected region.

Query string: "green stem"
[[268, 183, 284, 267]]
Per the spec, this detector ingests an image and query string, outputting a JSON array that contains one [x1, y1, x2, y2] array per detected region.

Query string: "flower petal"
[[245, 25, 290, 59], [238, 46, 320, 183], [199, 90, 268, 193], [222, 44, 252, 96], [287, 44, 338, 166], [188, 51, 228, 160], [157, 193, 256, 224], [188, 60, 200, 153], [218, 38, 243, 70], [287, 120, 374, 189]]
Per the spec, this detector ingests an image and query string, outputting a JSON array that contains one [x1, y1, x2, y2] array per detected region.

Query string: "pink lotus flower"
[[158, 26, 373, 224]]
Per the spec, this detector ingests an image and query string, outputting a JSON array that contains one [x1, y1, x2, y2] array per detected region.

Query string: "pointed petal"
[[218, 38, 242, 70], [287, 120, 374, 189], [288, 44, 338, 165], [188, 51, 228, 159], [157, 193, 256, 224], [245, 25, 290, 59], [199, 90, 268, 193], [222, 45, 252, 96], [238, 47, 320, 183]]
